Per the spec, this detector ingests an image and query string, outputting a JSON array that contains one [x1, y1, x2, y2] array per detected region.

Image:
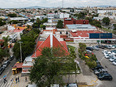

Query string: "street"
[[0, 58, 16, 87], [94, 48, 116, 87]]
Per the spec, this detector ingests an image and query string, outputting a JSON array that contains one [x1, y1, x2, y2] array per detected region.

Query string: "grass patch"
[[102, 27, 113, 33], [67, 45, 76, 52]]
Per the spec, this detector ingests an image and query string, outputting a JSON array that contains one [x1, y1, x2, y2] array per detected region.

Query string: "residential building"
[[64, 18, 89, 27]]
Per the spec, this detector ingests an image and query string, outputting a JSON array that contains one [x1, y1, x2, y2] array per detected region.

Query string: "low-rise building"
[[64, 18, 89, 27]]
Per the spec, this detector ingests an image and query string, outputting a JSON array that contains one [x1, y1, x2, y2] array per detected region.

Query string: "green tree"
[[7, 13, 17, 17], [40, 24, 46, 30], [77, 12, 87, 19], [30, 19, 35, 22], [2, 37, 10, 58], [9, 20, 20, 24], [113, 24, 116, 30], [30, 47, 76, 87], [13, 29, 40, 61], [56, 20, 63, 28], [102, 17, 110, 25], [41, 18, 48, 23], [49, 11, 52, 13], [54, 11, 58, 13], [90, 19, 101, 28], [36, 18, 41, 24], [32, 23, 39, 28], [0, 18, 6, 26], [0, 48, 6, 62]]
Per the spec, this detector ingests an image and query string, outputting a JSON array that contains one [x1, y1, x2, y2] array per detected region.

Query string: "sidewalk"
[[10, 73, 29, 87]]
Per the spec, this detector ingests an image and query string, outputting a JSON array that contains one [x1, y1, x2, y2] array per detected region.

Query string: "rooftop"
[[66, 24, 96, 30], [70, 30, 102, 37], [31, 35, 69, 58]]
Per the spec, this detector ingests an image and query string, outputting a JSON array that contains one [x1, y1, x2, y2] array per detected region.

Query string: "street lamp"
[[18, 41, 23, 63]]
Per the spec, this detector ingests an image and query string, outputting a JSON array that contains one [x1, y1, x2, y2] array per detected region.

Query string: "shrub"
[[86, 60, 96, 69]]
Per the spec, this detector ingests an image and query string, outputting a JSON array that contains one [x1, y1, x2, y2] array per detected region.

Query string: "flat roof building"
[[66, 24, 97, 30]]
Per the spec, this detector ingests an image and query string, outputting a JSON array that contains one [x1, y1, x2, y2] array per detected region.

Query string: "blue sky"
[[0, 0, 115, 8]]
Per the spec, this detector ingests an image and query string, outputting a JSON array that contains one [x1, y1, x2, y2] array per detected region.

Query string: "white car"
[[111, 45, 115, 49], [102, 50, 108, 54], [109, 56, 116, 62], [92, 46, 99, 51], [67, 83, 78, 87], [113, 59, 116, 65], [113, 61, 116, 65], [104, 53, 109, 59]]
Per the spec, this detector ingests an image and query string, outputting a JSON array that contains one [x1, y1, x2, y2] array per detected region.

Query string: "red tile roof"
[[0, 39, 4, 42], [12, 63, 23, 68], [9, 27, 26, 32], [31, 35, 69, 58], [70, 30, 102, 37]]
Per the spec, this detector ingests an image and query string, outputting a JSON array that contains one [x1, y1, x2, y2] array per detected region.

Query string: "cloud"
[[0, 0, 115, 8]]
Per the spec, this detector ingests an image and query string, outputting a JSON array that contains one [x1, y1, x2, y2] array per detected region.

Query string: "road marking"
[[100, 57, 104, 62]]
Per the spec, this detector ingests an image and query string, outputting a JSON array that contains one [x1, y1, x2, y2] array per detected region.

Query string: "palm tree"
[[3, 36, 10, 58]]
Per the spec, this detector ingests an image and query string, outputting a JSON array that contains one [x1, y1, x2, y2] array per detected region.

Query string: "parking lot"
[[94, 48, 116, 87]]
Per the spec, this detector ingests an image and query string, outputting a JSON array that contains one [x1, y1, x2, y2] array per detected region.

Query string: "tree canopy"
[[113, 24, 116, 30], [30, 47, 76, 87], [56, 20, 63, 28], [32, 18, 48, 28], [0, 48, 6, 61], [9, 20, 20, 24], [102, 17, 110, 25], [13, 29, 40, 61], [0, 18, 6, 26], [7, 13, 17, 17], [40, 24, 46, 30]]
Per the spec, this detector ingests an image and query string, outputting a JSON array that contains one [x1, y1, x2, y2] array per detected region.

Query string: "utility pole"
[[19, 41, 23, 63]]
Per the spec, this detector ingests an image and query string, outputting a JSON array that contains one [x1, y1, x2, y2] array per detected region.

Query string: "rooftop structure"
[[66, 24, 96, 30], [64, 18, 89, 27], [70, 30, 102, 38], [31, 35, 69, 58], [9, 17, 28, 21]]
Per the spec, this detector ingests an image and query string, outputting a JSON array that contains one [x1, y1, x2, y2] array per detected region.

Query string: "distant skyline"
[[0, 0, 116, 8]]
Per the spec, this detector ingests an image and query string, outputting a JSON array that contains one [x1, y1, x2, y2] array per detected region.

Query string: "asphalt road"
[[0, 58, 16, 87], [94, 48, 116, 87]]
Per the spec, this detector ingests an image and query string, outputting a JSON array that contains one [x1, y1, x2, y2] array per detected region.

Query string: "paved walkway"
[[9, 73, 29, 87]]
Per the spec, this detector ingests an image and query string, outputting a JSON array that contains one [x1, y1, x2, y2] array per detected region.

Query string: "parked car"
[[112, 59, 116, 65], [94, 68, 107, 75], [96, 60, 101, 66], [3, 60, 10, 68], [111, 45, 115, 49], [109, 55, 116, 62], [97, 45, 106, 49], [0, 67, 4, 75], [111, 50, 116, 54], [97, 72, 112, 80], [106, 45, 111, 49], [104, 53, 110, 59], [92, 46, 99, 51], [9, 55, 14, 61], [67, 83, 78, 87], [86, 50, 92, 53], [102, 50, 108, 54], [86, 47, 93, 51], [92, 65, 103, 71], [112, 45, 116, 48]]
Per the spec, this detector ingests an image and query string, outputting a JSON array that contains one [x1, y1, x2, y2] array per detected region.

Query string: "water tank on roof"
[[60, 31, 62, 34], [72, 30, 77, 32]]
